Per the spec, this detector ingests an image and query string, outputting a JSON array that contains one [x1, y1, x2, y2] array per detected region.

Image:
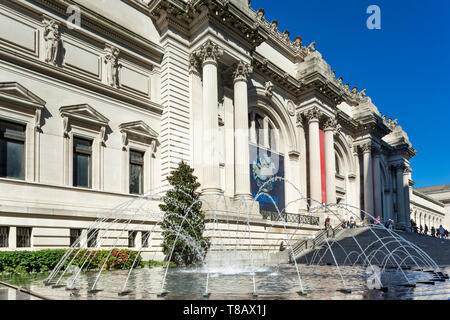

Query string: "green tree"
[[159, 161, 210, 266]]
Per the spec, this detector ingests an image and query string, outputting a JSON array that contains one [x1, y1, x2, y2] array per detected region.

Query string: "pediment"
[[119, 120, 158, 140], [60, 104, 109, 127], [0, 82, 46, 109]]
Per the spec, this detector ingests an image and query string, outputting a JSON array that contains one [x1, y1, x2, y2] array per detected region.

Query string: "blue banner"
[[249, 144, 285, 212]]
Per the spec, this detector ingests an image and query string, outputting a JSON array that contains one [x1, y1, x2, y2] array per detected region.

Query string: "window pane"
[[17, 227, 31, 248], [6, 140, 24, 179], [255, 114, 264, 146], [73, 137, 92, 188], [0, 227, 8, 247], [130, 155, 143, 194], [128, 231, 136, 248], [74, 153, 90, 187], [269, 124, 277, 151], [87, 229, 98, 248], [142, 231, 149, 248], [130, 151, 144, 164], [70, 229, 82, 247]]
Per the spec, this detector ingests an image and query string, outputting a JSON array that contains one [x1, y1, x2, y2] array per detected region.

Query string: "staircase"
[[291, 226, 450, 267], [289, 224, 344, 262]]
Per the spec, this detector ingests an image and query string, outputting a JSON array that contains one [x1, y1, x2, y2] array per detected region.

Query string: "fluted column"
[[296, 113, 308, 210], [305, 107, 322, 206], [362, 142, 374, 222], [194, 40, 223, 195], [324, 119, 337, 205], [189, 54, 203, 183], [233, 61, 253, 200], [373, 146, 382, 219], [395, 164, 405, 228], [403, 166, 412, 230]]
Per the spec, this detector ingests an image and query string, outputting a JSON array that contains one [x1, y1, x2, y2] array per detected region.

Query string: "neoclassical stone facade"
[[0, 0, 446, 257]]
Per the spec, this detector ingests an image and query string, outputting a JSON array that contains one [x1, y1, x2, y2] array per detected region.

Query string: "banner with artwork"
[[249, 144, 285, 212]]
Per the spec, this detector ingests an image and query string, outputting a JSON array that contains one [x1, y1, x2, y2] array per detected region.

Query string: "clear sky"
[[252, 0, 450, 188]]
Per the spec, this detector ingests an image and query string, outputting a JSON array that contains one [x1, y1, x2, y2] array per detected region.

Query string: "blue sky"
[[252, 0, 450, 188]]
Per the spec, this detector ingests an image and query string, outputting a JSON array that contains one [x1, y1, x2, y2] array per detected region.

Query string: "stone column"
[[403, 166, 412, 230], [395, 164, 405, 229], [305, 107, 322, 206], [362, 142, 374, 223], [189, 53, 203, 182], [233, 61, 253, 200], [296, 113, 308, 210], [324, 118, 337, 205], [8, 226, 16, 249], [194, 40, 223, 195], [373, 146, 383, 219]]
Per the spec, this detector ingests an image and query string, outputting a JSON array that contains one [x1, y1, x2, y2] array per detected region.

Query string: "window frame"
[[0, 120, 26, 180], [129, 149, 144, 195], [16, 227, 31, 248], [0, 226, 9, 248], [72, 136, 93, 189]]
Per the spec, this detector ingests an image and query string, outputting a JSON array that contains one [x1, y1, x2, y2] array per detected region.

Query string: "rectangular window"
[[0, 226, 8, 247], [129, 150, 144, 195], [141, 231, 150, 248], [16, 227, 31, 248], [87, 229, 98, 248], [128, 231, 136, 248], [73, 137, 92, 188], [0, 120, 25, 180], [70, 229, 82, 247]]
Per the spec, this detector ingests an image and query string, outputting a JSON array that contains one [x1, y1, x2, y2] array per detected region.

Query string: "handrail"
[[290, 224, 343, 261]]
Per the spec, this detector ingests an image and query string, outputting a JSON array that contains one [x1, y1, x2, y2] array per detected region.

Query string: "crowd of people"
[[324, 216, 448, 244], [412, 220, 449, 242]]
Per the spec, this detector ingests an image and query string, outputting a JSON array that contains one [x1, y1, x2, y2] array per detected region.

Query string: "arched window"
[[249, 111, 278, 152]]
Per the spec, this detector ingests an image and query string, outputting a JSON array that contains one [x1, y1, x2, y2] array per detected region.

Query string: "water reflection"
[[2, 264, 449, 300]]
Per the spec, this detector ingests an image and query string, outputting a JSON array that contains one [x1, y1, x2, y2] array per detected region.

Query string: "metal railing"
[[261, 211, 320, 226], [290, 224, 343, 261]]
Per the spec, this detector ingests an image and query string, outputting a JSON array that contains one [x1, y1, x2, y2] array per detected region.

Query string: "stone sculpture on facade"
[[43, 19, 61, 65], [104, 45, 121, 87]]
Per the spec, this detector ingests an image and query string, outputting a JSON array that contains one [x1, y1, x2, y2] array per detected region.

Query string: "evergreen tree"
[[159, 161, 210, 266]]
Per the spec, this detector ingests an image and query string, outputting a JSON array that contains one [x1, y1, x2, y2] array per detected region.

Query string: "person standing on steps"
[[438, 225, 445, 244], [431, 226, 435, 238], [420, 225, 423, 235], [424, 224, 428, 236], [325, 216, 331, 230]]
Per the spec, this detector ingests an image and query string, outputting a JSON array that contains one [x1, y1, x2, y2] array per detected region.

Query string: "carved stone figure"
[[44, 20, 61, 65], [264, 81, 273, 97], [104, 45, 121, 87]]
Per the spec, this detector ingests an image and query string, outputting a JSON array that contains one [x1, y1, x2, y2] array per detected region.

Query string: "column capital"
[[194, 40, 224, 67], [392, 163, 406, 172], [323, 118, 337, 131], [360, 141, 372, 154], [233, 61, 253, 83], [303, 107, 322, 123]]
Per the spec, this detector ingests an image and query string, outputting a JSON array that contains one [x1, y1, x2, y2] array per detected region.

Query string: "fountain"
[[38, 177, 448, 300]]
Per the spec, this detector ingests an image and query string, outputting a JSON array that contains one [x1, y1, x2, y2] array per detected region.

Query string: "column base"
[[233, 193, 253, 202], [201, 188, 223, 196]]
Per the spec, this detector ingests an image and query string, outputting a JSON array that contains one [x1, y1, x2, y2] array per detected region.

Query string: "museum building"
[[0, 0, 446, 258]]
